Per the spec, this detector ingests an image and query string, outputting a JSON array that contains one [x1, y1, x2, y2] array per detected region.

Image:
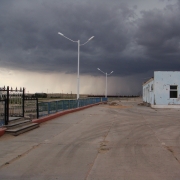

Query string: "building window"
[[170, 85, 178, 98]]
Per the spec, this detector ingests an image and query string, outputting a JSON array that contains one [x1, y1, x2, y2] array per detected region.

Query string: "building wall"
[[154, 71, 180, 105], [143, 79, 154, 104]]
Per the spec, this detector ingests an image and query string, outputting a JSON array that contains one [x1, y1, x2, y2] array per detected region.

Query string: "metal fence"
[[0, 86, 25, 125], [0, 97, 107, 126], [0, 100, 6, 126], [38, 97, 107, 118], [24, 97, 39, 119]]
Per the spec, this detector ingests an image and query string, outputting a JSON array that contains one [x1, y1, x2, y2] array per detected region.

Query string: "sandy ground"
[[0, 98, 180, 180]]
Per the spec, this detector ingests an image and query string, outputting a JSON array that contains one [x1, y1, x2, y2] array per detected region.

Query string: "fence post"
[[22, 88, 25, 117], [48, 102, 50, 115], [36, 98, 39, 119], [6, 86, 9, 125], [62, 101, 64, 110], [56, 101, 58, 112], [4, 99, 7, 126]]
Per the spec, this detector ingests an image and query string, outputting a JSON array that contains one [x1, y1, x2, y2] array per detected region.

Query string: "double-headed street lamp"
[[58, 32, 94, 100], [97, 68, 113, 98]]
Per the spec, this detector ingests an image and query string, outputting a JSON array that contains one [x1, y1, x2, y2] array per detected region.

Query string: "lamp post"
[[58, 32, 94, 100], [97, 68, 113, 98]]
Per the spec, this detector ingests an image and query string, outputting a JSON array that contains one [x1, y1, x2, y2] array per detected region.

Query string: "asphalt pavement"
[[0, 98, 180, 180]]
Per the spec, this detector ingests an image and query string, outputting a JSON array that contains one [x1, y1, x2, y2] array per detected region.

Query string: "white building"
[[143, 71, 180, 108]]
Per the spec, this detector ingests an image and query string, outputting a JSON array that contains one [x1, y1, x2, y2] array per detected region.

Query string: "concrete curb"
[[0, 127, 7, 137], [32, 102, 106, 124]]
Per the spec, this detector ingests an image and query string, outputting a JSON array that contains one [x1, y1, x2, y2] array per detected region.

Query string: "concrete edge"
[[151, 104, 180, 108], [32, 102, 106, 124], [0, 127, 7, 137]]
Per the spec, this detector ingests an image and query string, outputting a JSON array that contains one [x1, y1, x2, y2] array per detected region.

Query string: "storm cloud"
[[0, 0, 180, 94]]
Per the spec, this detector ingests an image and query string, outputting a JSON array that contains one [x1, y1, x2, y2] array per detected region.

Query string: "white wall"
[[143, 79, 154, 104], [154, 71, 180, 105]]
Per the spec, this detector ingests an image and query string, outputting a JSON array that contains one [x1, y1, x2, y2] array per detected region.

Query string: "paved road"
[[0, 99, 180, 180]]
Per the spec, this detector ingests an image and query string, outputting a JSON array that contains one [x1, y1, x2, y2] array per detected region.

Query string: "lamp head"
[[89, 36, 94, 41], [97, 68, 100, 70], [58, 32, 64, 36]]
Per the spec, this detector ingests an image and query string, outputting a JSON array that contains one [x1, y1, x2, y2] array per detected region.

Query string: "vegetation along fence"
[[38, 97, 107, 118]]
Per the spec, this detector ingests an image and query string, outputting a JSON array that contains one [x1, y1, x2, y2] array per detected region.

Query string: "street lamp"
[[97, 68, 113, 98], [58, 32, 94, 100]]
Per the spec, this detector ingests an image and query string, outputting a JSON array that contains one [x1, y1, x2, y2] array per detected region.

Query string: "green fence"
[[38, 98, 107, 118]]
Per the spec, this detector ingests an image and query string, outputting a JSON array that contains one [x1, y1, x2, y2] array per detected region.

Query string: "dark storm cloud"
[[136, 3, 180, 55], [0, 0, 180, 77], [133, 1, 180, 75]]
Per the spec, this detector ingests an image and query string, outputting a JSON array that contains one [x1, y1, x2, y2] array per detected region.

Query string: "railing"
[[0, 100, 6, 126], [38, 97, 107, 118], [0, 86, 25, 125], [24, 97, 39, 119], [0, 97, 107, 126]]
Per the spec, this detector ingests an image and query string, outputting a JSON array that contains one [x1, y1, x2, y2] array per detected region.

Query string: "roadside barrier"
[[38, 97, 107, 118]]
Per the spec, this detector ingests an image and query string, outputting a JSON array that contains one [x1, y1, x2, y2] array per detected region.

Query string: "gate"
[[0, 86, 25, 125]]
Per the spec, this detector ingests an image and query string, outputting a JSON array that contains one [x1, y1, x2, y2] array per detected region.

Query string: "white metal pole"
[[97, 68, 113, 98], [58, 33, 94, 101], [106, 73, 107, 98], [77, 40, 80, 100]]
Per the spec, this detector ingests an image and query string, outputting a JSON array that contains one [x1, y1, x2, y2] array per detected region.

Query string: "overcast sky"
[[0, 0, 180, 95]]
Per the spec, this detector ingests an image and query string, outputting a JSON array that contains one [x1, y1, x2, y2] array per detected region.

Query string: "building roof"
[[142, 77, 154, 86]]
